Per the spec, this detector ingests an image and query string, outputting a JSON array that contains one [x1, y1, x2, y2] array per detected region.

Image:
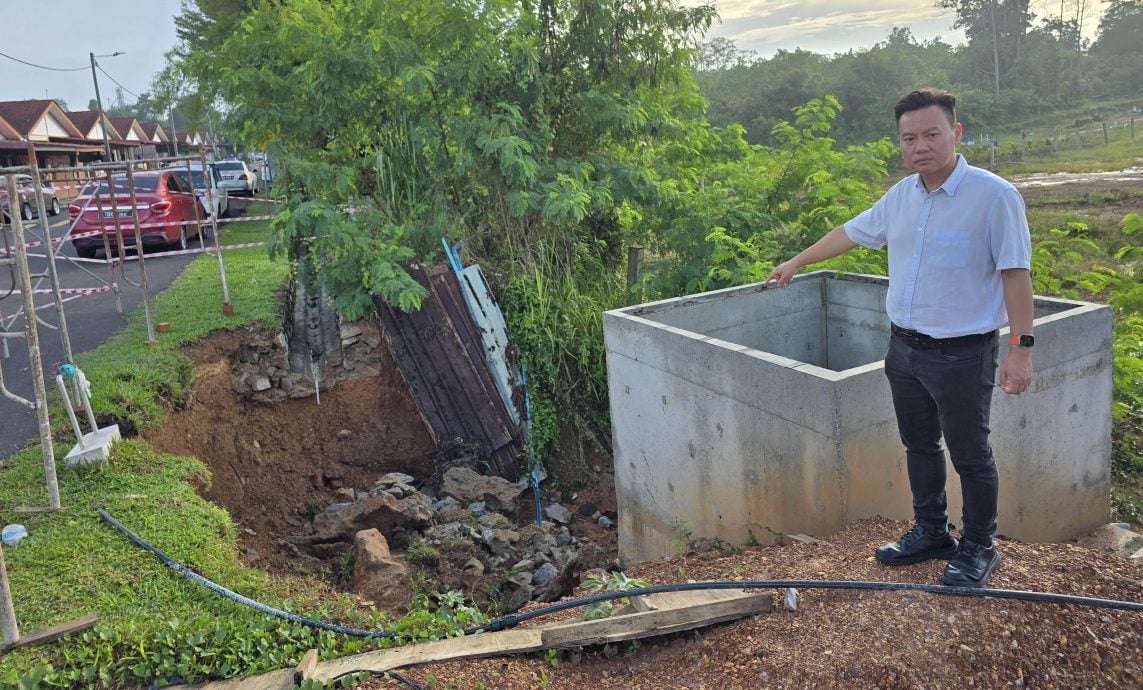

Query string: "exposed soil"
[[142, 326, 618, 582], [144, 326, 439, 576]]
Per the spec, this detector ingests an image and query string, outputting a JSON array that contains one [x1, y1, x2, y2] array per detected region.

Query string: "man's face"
[[897, 105, 962, 181]]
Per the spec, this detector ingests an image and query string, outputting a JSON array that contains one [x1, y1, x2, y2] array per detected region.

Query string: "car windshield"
[[214, 161, 244, 171], [169, 168, 206, 187], [80, 176, 160, 196]]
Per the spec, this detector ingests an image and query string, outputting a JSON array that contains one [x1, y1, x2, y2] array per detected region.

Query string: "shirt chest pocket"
[[926, 228, 976, 269]]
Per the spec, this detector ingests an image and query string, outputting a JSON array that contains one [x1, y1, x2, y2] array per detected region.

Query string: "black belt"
[[891, 323, 996, 349]]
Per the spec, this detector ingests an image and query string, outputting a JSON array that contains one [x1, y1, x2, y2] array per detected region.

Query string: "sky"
[[701, 0, 962, 57], [0, 0, 183, 110], [0, 1, 1104, 110]]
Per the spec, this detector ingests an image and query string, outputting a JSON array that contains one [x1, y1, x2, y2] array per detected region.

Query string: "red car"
[[69, 170, 202, 259]]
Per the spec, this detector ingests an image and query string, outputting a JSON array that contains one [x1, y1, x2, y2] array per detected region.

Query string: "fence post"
[[627, 246, 644, 306], [0, 543, 17, 645], [1132, 117, 1136, 140], [1103, 122, 1109, 146], [5, 175, 60, 510]]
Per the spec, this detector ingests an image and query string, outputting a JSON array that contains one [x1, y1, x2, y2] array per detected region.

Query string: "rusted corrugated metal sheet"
[[375, 266, 523, 479]]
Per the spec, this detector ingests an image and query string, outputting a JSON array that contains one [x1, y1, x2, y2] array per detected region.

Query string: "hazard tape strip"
[[65, 213, 275, 233], [4, 283, 117, 297], [4, 215, 273, 255], [0, 229, 103, 254], [115, 242, 268, 262]]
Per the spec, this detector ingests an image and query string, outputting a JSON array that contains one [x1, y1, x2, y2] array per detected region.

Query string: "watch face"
[[1018, 334, 1035, 348]]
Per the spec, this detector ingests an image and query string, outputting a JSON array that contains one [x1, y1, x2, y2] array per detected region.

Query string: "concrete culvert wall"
[[604, 271, 1113, 563]]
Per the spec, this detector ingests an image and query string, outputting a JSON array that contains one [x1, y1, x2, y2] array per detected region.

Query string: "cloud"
[[687, 0, 959, 55]]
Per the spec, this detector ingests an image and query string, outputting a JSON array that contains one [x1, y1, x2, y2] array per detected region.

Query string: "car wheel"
[[49, 198, 60, 216], [75, 246, 98, 259], [21, 202, 32, 221], [172, 224, 188, 251]]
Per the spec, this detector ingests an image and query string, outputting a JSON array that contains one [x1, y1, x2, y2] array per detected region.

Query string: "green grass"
[[966, 120, 1143, 176]]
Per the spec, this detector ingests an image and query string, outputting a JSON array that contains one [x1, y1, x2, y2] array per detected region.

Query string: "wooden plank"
[[310, 629, 543, 682], [540, 590, 772, 648], [181, 590, 771, 686], [311, 589, 769, 681], [294, 648, 318, 681], [167, 668, 295, 690], [0, 614, 98, 653]]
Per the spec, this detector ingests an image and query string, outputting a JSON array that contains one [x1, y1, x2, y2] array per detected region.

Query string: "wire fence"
[[964, 111, 1141, 166]]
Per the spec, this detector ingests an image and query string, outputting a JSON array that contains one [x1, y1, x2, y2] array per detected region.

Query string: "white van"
[[164, 162, 230, 220]]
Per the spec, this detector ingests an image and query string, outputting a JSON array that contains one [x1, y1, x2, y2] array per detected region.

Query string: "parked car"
[[214, 159, 258, 196], [1, 173, 61, 222], [69, 170, 201, 259], [164, 162, 230, 220]]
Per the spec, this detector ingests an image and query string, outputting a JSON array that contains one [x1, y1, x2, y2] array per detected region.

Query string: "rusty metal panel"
[[375, 266, 523, 479]]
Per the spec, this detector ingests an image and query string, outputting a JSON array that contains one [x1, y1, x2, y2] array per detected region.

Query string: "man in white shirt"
[[765, 88, 1034, 588]]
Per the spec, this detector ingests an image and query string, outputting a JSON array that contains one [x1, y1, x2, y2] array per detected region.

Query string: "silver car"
[[1, 173, 62, 222], [214, 160, 258, 196]]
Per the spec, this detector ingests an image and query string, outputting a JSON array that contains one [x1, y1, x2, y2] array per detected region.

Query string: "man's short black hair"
[[895, 88, 956, 126]]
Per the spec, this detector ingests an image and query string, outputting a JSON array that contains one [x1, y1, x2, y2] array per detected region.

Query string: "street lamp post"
[[89, 51, 124, 162]]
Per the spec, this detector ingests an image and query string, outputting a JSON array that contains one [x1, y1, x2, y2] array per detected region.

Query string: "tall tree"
[[1092, 0, 1143, 54], [937, 0, 1032, 97], [1089, 0, 1143, 95]]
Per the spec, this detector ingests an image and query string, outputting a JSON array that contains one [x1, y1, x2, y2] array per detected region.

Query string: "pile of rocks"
[[286, 467, 616, 614], [232, 321, 384, 402]]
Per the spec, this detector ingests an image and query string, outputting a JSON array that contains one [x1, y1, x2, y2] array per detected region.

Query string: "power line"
[[0, 51, 88, 72], [97, 65, 141, 100]]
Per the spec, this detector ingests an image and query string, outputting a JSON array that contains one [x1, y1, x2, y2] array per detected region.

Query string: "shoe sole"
[[874, 544, 959, 566], [942, 551, 1001, 588]]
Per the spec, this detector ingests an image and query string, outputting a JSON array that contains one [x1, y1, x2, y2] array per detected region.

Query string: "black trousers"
[[884, 328, 1000, 546]]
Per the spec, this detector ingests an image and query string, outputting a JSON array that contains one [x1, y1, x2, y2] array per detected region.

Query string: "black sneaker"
[[874, 524, 958, 566], [942, 539, 1000, 588]]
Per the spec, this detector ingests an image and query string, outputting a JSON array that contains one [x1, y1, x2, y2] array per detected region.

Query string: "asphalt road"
[[0, 203, 248, 458]]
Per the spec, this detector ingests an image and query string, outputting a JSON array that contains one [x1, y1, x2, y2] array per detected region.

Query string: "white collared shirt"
[[844, 155, 1031, 338]]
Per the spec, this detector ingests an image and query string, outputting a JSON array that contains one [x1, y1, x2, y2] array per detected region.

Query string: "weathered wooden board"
[[0, 613, 98, 653], [171, 669, 295, 690], [541, 589, 772, 648], [310, 588, 770, 682], [310, 628, 543, 683], [173, 589, 772, 688]]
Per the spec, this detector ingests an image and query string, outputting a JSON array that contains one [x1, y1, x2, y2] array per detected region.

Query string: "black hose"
[[99, 506, 1143, 644], [469, 578, 1143, 634], [98, 507, 399, 639]]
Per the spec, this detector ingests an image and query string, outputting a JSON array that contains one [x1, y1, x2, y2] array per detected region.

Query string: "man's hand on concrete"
[[765, 261, 800, 287]]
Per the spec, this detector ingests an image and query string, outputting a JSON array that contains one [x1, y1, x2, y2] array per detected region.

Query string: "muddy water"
[[1013, 165, 1143, 188]]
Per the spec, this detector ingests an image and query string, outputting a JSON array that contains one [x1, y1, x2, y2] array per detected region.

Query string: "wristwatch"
[[1009, 333, 1035, 349]]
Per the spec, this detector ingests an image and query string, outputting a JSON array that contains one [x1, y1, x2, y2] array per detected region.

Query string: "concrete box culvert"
[[604, 271, 1113, 563]]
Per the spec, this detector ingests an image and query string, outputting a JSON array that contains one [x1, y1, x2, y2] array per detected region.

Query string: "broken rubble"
[[351, 529, 411, 614], [298, 465, 613, 613], [441, 467, 524, 513]]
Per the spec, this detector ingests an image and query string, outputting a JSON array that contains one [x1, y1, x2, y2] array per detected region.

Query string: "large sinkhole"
[[142, 325, 616, 613]]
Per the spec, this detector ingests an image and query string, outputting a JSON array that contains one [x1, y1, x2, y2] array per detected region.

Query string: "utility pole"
[[169, 107, 179, 156], [89, 52, 123, 162]]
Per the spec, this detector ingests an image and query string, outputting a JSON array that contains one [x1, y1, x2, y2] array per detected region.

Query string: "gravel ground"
[[354, 517, 1142, 689]]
